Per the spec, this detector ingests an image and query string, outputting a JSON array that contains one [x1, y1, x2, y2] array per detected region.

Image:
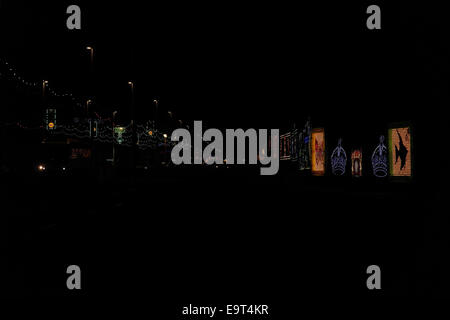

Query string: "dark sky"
[[0, 1, 447, 134]]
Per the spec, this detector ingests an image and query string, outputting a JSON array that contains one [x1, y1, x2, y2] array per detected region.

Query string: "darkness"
[[0, 0, 448, 309]]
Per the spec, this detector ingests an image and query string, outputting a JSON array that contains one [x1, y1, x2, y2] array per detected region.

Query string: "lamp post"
[[85, 46, 95, 171], [86, 99, 92, 118], [153, 99, 159, 131], [86, 46, 95, 101], [42, 80, 48, 99], [42, 81, 49, 134], [128, 82, 135, 124], [86, 46, 94, 71], [129, 82, 136, 174], [112, 110, 118, 166]]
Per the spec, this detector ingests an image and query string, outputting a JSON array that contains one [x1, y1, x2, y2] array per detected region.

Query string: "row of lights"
[[38, 46, 173, 137], [37, 164, 66, 172]]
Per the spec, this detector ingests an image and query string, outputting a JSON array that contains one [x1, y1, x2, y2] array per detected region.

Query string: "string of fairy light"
[[0, 120, 171, 149], [0, 57, 174, 149], [0, 58, 81, 102]]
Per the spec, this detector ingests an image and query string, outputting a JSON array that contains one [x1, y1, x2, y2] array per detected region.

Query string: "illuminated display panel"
[[311, 128, 325, 176], [371, 136, 388, 178], [331, 138, 347, 176], [280, 133, 291, 161], [299, 120, 312, 171], [388, 126, 412, 177], [290, 129, 298, 162], [351, 149, 362, 177]]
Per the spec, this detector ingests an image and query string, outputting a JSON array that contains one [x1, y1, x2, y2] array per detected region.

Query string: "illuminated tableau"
[[331, 138, 347, 176], [298, 119, 312, 171], [311, 128, 325, 175], [388, 126, 412, 177], [290, 129, 298, 162], [371, 136, 388, 178], [280, 133, 291, 161], [351, 149, 362, 177]]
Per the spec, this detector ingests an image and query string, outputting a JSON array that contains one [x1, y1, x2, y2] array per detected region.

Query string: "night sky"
[[1, 1, 445, 127]]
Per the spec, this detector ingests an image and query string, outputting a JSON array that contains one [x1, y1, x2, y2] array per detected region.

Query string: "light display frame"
[[387, 122, 413, 179], [311, 128, 326, 176], [371, 135, 388, 178], [280, 132, 291, 161], [330, 138, 347, 176], [351, 149, 363, 177], [290, 128, 298, 162], [298, 119, 312, 172]]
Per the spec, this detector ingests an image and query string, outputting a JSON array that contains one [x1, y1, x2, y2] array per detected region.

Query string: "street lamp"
[[85, 46, 94, 100], [128, 82, 137, 171], [86, 46, 94, 69], [86, 99, 92, 117], [128, 81, 135, 122], [153, 99, 159, 130], [112, 110, 118, 166], [42, 80, 48, 98]]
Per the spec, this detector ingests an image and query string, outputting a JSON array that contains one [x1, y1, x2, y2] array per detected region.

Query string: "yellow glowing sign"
[[388, 126, 412, 177], [48, 122, 55, 129], [311, 128, 325, 176]]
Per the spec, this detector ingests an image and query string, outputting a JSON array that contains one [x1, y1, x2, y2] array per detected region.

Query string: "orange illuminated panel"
[[311, 128, 325, 176], [351, 149, 362, 177], [388, 126, 412, 177]]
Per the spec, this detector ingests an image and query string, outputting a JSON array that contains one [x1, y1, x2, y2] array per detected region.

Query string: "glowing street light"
[[86, 99, 93, 116], [42, 80, 48, 98], [86, 46, 94, 67], [153, 99, 159, 130], [128, 82, 136, 126]]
